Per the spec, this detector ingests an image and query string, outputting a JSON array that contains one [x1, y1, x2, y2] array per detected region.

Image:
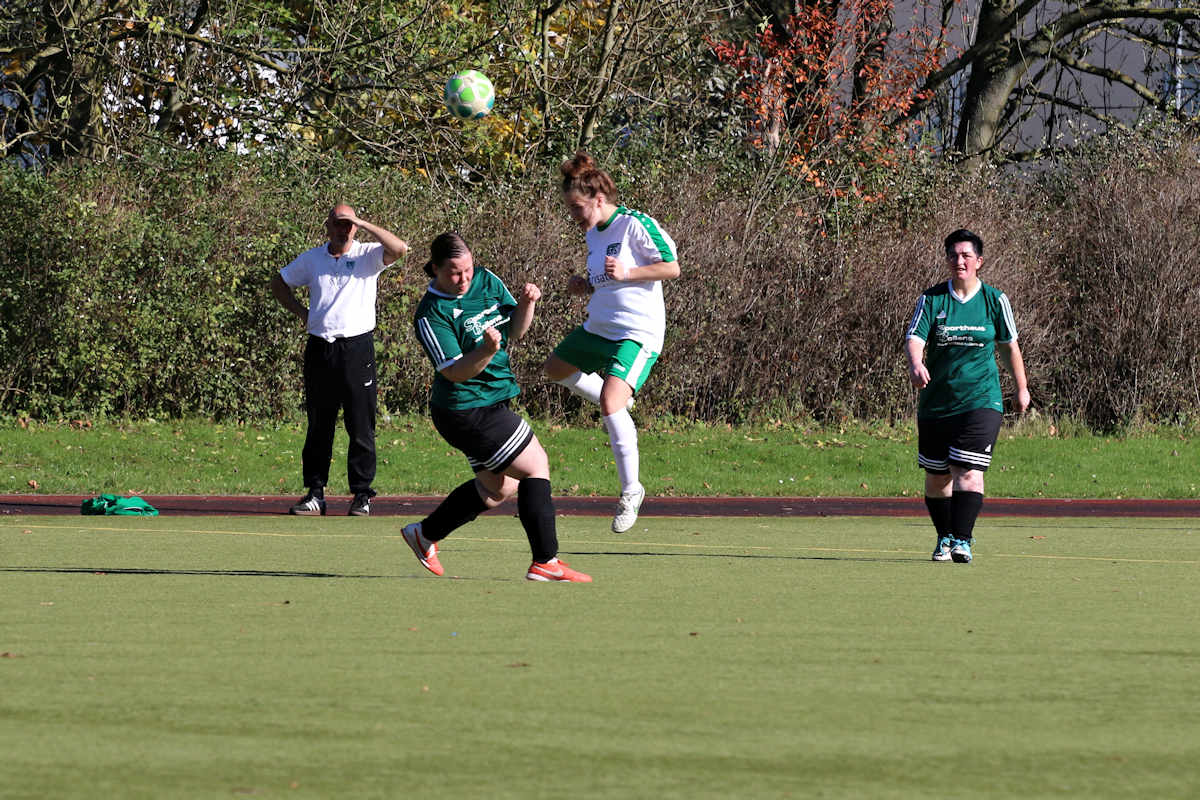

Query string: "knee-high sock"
[[602, 409, 640, 493], [517, 478, 558, 563], [924, 496, 952, 539], [950, 491, 984, 541], [421, 479, 488, 542], [556, 371, 603, 405]]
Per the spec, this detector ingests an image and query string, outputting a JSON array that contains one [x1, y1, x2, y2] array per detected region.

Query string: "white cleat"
[[611, 485, 645, 533]]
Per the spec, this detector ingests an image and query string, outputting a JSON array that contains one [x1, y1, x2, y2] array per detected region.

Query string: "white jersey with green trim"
[[583, 206, 677, 352]]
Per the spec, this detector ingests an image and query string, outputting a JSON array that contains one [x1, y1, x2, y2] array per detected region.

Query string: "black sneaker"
[[289, 492, 326, 516], [348, 493, 372, 517]]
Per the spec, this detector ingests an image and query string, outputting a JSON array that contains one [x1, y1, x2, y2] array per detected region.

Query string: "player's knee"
[[476, 475, 516, 507], [473, 478, 504, 507], [951, 468, 984, 493]]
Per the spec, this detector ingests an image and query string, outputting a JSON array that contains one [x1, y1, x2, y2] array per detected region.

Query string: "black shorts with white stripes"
[[430, 400, 534, 475], [917, 408, 1003, 474]]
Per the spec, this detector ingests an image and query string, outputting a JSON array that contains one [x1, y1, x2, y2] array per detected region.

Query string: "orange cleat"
[[402, 522, 444, 576], [525, 558, 592, 583]]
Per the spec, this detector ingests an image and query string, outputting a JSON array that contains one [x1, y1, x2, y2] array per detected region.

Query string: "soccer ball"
[[444, 70, 495, 120]]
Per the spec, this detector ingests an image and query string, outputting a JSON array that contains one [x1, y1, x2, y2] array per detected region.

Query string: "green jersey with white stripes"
[[413, 268, 520, 410], [905, 280, 1018, 419]]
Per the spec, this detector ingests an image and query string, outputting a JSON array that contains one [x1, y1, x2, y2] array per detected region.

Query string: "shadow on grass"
[[0, 566, 415, 579], [562, 550, 922, 564], [3, 548, 927, 578]]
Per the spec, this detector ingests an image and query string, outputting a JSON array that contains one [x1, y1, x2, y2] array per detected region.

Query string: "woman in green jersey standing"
[[543, 151, 680, 534], [401, 232, 591, 582], [904, 229, 1030, 564]]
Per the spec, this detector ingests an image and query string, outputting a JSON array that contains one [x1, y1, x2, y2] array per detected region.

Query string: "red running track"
[[2, 494, 1199, 518]]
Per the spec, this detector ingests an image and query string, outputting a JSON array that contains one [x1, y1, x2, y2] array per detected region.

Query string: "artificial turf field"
[[2, 514, 1198, 799]]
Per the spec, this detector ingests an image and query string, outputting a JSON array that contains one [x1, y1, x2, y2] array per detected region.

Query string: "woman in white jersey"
[[543, 152, 680, 533]]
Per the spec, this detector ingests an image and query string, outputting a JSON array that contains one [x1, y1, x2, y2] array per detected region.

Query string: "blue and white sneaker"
[[950, 539, 973, 563], [932, 536, 953, 562]]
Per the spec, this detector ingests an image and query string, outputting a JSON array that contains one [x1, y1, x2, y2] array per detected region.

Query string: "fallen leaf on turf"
[[22, 529, 31, 535], [506, 662, 530, 668], [1030, 535, 1046, 540], [689, 632, 699, 636], [1, 652, 23, 658], [421, 685, 430, 692], [27, 479, 38, 490]]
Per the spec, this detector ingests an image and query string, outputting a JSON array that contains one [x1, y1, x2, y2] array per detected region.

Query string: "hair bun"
[[561, 150, 595, 178]]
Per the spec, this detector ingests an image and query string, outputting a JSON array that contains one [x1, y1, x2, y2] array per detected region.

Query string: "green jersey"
[[905, 280, 1018, 419], [413, 268, 520, 410]]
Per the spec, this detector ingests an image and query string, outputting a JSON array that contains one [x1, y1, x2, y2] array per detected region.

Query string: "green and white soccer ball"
[[444, 70, 495, 120]]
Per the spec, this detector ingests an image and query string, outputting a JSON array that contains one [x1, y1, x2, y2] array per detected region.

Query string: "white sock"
[[556, 371, 603, 405], [603, 409, 640, 493]]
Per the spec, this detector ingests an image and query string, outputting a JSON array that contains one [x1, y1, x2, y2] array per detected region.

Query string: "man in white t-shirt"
[[269, 204, 408, 516]]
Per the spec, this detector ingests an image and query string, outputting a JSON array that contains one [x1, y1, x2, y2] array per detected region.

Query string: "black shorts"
[[430, 401, 534, 475], [917, 408, 1003, 474]]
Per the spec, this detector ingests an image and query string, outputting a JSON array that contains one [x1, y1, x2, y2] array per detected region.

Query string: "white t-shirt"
[[584, 206, 677, 352], [279, 240, 387, 341]]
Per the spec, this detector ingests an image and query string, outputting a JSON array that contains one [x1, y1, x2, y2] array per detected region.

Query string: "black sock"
[[421, 479, 488, 542], [517, 478, 558, 563], [308, 486, 325, 500], [950, 491, 984, 541], [924, 495, 952, 539]]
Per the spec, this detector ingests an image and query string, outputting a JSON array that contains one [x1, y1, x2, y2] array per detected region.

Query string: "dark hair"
[[560, 150, 617, 202], [424, 231, 470, 278], [944, 229, 983, 258]]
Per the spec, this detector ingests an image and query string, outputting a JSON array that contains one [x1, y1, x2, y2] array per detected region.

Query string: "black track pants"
[[301, 331, 377, 495]]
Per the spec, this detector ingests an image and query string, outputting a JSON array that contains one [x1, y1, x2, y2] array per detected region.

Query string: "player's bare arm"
[[603, 256, 680, 282], [997, 341, 1031, 412], [269, 273, 308, 326], [507, 283, 540, 341], [439, 326, 502, 383], [904, 337, 930, 389], [334, 208, 409, 265]]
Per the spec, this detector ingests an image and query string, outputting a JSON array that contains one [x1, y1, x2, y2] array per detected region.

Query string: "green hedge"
[[3, 133, 1200, 429]]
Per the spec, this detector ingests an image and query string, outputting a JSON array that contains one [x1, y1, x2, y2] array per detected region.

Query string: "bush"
[[3, 130, 1199, 430]]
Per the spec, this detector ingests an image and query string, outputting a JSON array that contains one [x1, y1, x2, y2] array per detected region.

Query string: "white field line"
[[3, 523, 1195, 565]]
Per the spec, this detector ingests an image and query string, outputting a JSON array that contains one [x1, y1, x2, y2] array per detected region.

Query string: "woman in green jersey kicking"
[[543, 151, 680, 533], [904, 229, 1031, 564], [401, 232, 591, 582]]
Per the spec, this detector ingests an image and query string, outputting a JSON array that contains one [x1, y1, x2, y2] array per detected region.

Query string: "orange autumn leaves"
[[710, 0, 949, 203]]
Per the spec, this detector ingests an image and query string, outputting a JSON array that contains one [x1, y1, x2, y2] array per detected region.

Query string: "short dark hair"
[[944, 229, 983, 258], [424, 231, 470, 278]]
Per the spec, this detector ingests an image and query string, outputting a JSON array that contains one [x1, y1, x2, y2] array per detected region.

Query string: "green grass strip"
[[2, 416, 1197, 498]]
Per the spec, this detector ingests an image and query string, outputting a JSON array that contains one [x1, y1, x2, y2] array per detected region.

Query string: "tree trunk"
[[578, 0, 625, 149], [954, 0, 1026, 165]]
